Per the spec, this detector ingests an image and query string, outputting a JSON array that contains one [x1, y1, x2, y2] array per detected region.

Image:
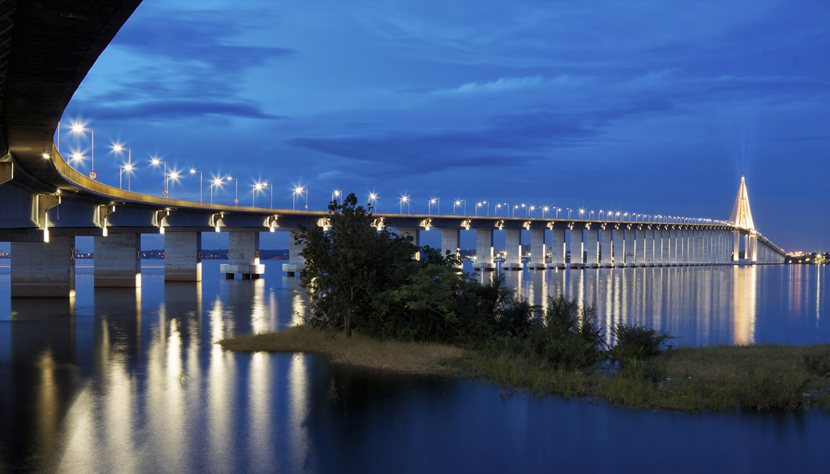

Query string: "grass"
[[218, 326, 467, 375], [219, 328, 830, 412], [465, 344, 830, 411]]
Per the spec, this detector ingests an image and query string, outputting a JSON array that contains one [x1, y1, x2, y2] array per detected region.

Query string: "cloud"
[[112, 9, 296, 71], [435, 76, 544, 94], [287, 111, 601, 177], [80, 99, 286, 121]]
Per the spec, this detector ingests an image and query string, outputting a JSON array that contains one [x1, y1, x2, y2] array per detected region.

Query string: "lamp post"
[[120, 163, 134, 191], [429, 198, 439, 215], [368, 192, 378, 211], [454, 200, 465, 216], [589, 210, 594, 220], [70, 121, 96, 179], [210, 177, 224, 204], [399, 195, 410, 214], [111, 144, 132, 189], [332, 190, 342, 206], [190, 168, 203, 203], [150, 157, 167, 196], [167, 170, 180, 198], [296, 186, 308, 210], [542, 206, 550, 218], [253, 182, 266, 207]]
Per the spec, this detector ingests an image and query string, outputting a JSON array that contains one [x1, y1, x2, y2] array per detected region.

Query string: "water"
[[0, 258, 828, 473]]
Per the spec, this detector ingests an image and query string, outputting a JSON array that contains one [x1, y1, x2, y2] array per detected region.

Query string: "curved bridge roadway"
[[0, 0, 786, 298]]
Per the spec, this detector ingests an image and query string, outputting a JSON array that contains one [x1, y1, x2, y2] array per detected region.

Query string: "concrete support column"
[[473, 229, 495, 271], [585, 228, 599, 268], [222, 232, 264, 279], [700, 229, 712, 265], [396, 227, 421, 260], [570, 227, 584, 268], [283, 229, 306, 277], [624, 228, 636, 267], [504, 228, 522, 270], [11, 236, 76, 298], [644, 227, 654, 267], [165, 232, 202, 282], [660, 229, 670, 267], [750, 234, 758, 263], [612, 228, 625, 267], [733, 231, 740, 262], [94, 233, 141, 287], [636, 227, 646, 267], [529, 228, 547, 270], [679, 230, 688, 265], [441, 228, 460, 258], [669, 229, 677, 266], [601, 228, 613, 267], [550, 228, 566, 268]]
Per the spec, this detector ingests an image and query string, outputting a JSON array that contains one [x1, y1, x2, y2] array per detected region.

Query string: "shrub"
[[609, 322, 672, 366]]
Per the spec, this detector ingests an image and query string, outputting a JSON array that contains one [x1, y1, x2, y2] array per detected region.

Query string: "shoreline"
[[219, 327, 830, 412]]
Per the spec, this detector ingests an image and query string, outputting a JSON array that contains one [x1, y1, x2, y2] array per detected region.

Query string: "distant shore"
[[220, 327, 830, 412]]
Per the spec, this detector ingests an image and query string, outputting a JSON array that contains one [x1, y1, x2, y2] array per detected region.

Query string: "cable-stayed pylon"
[[729, 176, 755, 230]]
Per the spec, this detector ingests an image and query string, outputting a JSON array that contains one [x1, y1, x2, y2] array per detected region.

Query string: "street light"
[[542, 206, 550, 218], [429, 198, 439, 215], [120, 162, 134, 191], [210, 177, 224, 204], [150, 157, 167, 196], [332, 190, 342, 206], [253, 181, 267, 207], [399, 195, 410, 214], [567, 208, 572, 219], [579, 208, 585, 219], [529, 205, 536, 217], [589, 210, 594, 220], [111, 144, 133, 190], [296, 186, 309, 210], [454, 200, 465, 216], [368, 192, 378, 211], [227, 176, 238, 205], [167, 170, 180, 198], [190, 168, 203, 203], [70, 120, 96, 179]]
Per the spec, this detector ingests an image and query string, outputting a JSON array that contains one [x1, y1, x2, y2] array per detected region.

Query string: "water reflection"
[[0, 261, 828, 473]]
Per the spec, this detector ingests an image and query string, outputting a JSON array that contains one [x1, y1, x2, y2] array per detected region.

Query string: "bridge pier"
[[473, 229, 495, 271], [732, 231, 740, 263], [635, 227, 646, 267], [624, 227, 635, 267], [10, 236, 75, 298], [585, 228, 599, 268], [504, 228, 523, 270], [660, 229, 670, 267], [612, 228, 624, 267], [222, 232, 264, 279], [644, 227, 655, 267], [283, 229, 306, 277], [164, 232, 202, 282], [528, 228, 547, 270], [441, 228, 460, 265], [600, 228, 613, 267], [550, 228, 566, 269], [570, 227, 584, 268], [93, 233, 141, 287]]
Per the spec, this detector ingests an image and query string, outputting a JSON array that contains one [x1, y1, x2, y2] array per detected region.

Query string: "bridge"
[[0, 0, 786, 298]]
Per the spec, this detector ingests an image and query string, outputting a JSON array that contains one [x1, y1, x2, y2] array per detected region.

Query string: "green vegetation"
[[220, 193, 830, 412]]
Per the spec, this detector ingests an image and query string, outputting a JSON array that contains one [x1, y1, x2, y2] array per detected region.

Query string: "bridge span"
[[0, 0, 786, 298]]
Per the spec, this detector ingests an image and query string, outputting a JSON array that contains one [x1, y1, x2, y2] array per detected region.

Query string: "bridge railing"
[[51, 144, 323, 216]]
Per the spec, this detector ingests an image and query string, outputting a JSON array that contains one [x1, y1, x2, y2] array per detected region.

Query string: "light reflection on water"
[[0, 259, 828, 473]]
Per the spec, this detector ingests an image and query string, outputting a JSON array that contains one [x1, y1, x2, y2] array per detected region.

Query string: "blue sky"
[[53, 0, 830, 252]]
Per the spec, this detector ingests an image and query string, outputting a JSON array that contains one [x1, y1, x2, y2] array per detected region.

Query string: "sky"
[[49, 0, 830, 252]]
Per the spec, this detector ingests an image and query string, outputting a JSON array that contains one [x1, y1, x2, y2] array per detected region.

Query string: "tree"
[[295, 193, 416, 337]]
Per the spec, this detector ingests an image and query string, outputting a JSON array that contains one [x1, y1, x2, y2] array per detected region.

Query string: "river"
[[0, 259, 827, 473]]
